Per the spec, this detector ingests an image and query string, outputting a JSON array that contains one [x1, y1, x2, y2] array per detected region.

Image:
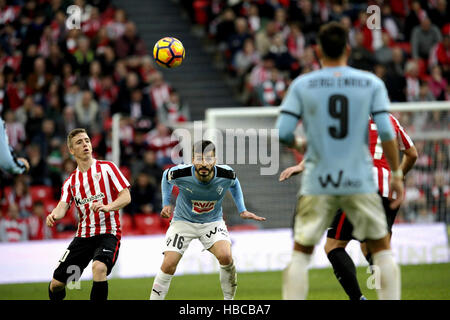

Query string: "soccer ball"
[[153, 37, 185, 68]]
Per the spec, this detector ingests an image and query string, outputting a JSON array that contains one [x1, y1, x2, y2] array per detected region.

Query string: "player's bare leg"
[[150, 251, 182, 300], [325, 238, 366, 300], [365, 235, 401, 300], [48, 278, 66, 301], [90, 260, 108, 301], [283, 242, 314, 300], [361, 232, 392, 265], [208, 240, 236, 300]]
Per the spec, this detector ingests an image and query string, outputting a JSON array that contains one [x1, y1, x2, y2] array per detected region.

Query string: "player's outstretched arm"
[[240, 210, 266, 221], [46, 201, 70, 227], [279, 160, 305, 181], [91, 188, 131, 213]]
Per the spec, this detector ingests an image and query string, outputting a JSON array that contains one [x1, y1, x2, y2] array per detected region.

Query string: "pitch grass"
[[0, 263, 448, 300]]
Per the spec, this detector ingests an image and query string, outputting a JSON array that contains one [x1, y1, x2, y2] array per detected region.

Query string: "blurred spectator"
[[2, 177, 32, 218], [375, 32, 394, 65], [428, 34, 450, 81], [147, 123, 177, 167], [428, 65, 448, 100], [160, 90, 190, 124], [404, 0, 426, 41], [348, 31, 376, 71], [26, 57, 52, 99], [255, 21, 277, 56], [214, 8, 236, 48], [256, 68, 286, 106], [27, 201, 53, 240], [227, 17, 252, 59], [135, 150, 163, 184], [293, 0, 321, 45], [405, 60, 421, 101], [26, 144, 49, 186], [428, 0, 450, 30], [149, 71, 172, 111], [73, 36, 95, 77], [384, 47, 407, 101], [268, 32, 296, 71], [74, 90, 100, 134], [0, 203, 28, 242], [114, 21, 147, 59], [286, 22, 305, 61], [62, 106, 77, 135], [106, 8, 127, 40], [128, 172, 159, 215], [381, 4, 401, 41], [233, 38, 260, 77], [247, 4, 261, 34], [3, 109, 25, 150], [412, 81, 436, 102], [128, 88, 155, 122], [411, 17, 442, 60]]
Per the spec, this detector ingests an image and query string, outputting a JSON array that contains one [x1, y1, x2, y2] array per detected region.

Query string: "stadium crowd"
[[182, 0, 449, 223], [0, 0, 448, 242], [0, 0, 187, 241]]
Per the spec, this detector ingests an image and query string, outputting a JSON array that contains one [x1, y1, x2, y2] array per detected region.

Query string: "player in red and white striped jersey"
[[279, 114, 418, 300], [46, 128, 131, 301], [369, 114, 415, 198]]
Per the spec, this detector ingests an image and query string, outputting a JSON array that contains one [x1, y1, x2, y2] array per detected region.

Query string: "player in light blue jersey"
[[0, 118, 29, 175], [150, 140, 265, 300], [276, 22, 404, 300]]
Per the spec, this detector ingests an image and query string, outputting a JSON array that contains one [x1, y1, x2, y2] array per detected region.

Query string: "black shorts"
[[53, 234, 120, 283], [326, 196, 399, 241]]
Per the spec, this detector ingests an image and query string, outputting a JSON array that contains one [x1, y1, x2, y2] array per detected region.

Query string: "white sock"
[[372, 250, 401, 300], [220, 261, 237, 300], [282, 250, 312, 300], [150, 269, 173, 300]]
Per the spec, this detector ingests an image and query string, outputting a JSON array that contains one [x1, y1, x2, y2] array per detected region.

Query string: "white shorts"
[[162, 220, 231, 255], [294, 193, 388, 246]]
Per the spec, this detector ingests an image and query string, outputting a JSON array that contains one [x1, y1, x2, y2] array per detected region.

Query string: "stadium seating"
[[134, 213, 166, 235]]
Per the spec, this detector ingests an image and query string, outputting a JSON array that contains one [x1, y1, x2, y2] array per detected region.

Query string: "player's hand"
[[279, 162, 304, 182], [161, 205, 174, 219], [90, 202, 110, 213], [240, 211, 266, 222], [46, 212, 59, 227], [18, 157, 30, 173], [389, 177, 404, 209]]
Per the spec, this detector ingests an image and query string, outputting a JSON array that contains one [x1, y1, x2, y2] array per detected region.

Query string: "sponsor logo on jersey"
[[74, 192, 105, 207], [191, 200, 217, 214]]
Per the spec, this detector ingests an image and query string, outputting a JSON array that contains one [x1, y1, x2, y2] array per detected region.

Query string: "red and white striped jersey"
[[60, 159, 130, 239], [369, 114, 414, 197]]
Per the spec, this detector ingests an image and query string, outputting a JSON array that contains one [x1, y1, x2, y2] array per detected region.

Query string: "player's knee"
[[50, 278, 66, 291], [92, 261, 108, 277], [216, 252, 233, 266], [324, 240, 337, 255], [161, 262, 177, 275]]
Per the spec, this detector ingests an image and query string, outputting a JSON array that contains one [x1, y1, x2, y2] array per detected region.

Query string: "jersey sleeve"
[[277, 79, 303, 145], [390, 115, 414, 150], [370, 78, 390, 116], [229, 177, 247, 213], [161, 168, 175, 207], [105, 161, 131, 192], [59, 177, 73, 204]]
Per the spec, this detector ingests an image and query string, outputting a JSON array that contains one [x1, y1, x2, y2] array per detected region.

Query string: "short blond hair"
[[67, 128, 88, 148]]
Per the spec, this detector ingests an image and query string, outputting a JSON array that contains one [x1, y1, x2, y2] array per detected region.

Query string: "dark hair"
[[192, 140, 215, 155], [318, 22, 348, 59], [67, 128, 88, 147]]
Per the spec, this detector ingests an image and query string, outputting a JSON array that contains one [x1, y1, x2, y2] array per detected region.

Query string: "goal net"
[[204, 102, 450, 229]]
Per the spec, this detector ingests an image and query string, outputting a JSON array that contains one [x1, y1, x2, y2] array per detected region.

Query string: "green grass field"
[[0, 263, 449, 300]]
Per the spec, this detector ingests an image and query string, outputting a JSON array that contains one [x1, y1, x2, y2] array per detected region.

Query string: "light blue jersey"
[[161, 164, 247, 223], [276, 66, 395, 195], [0, 119, 26, 175]]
